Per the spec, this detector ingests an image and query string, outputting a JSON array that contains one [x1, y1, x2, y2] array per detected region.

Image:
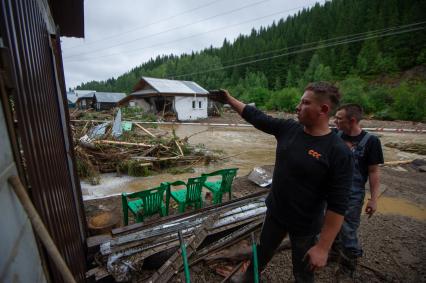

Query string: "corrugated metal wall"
[[0, 0, 87, 282]]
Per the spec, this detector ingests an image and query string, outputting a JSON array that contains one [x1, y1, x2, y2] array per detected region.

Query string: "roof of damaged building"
[[140, 77, 209, 95], [119, 77, 209, 105]]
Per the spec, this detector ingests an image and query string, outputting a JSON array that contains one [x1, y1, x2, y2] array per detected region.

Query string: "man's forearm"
[[368, 165, 380, 201], [317, 210, 344, 251], [227, 94, 246, 115]]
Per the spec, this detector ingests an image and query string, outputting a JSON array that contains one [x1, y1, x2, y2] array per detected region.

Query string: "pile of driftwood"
[[86, 191, 270, 282], [72, 118, 217, 183]]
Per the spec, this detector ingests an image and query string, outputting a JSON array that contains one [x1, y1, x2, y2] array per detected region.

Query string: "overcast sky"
[[62, 0, 321, 89]]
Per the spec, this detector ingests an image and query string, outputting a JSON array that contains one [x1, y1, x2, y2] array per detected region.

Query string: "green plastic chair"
[[121, 184, 169, 225], [202, 168, 238, 204], [167, 176, 206, 213]]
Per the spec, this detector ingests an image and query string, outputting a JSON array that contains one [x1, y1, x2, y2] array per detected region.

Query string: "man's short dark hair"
[[304, 82, 341, 113], [337, 103, 363, 122]]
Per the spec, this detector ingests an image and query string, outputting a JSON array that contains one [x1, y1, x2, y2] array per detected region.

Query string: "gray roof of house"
[[75, 90, 96, 96], [95, 92, 126, 103], [142, 77, 208, 94]]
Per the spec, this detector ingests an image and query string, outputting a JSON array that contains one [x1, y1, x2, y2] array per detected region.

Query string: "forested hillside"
[[77, 0, 426, 121]]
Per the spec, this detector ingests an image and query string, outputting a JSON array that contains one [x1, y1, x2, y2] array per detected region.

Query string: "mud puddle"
[[370, 196, 426, 221]]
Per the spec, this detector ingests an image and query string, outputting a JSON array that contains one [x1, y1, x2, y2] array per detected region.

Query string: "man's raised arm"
[[210, 89, 246, 115]]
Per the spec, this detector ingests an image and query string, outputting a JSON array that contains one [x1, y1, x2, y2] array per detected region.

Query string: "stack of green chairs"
[[167, 176, 206, 213], [120, 168, 239, 224], [202, 168, 238, 204], [121, 183, 169, 225]]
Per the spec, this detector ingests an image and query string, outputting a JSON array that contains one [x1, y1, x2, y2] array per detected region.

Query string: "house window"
[[192, 101, 196, 109], [199, 101, 202, 108]]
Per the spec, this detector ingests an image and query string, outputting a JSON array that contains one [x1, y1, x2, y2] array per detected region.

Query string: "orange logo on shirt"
[[308, 149, 322, 160]]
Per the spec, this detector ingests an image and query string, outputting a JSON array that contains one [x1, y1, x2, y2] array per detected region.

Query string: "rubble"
[[72, 108, 221, 183], [86, 190, 268, 282]]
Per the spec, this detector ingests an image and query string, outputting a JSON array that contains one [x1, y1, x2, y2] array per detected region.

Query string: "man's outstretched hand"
[[209, 89, 230, 104]]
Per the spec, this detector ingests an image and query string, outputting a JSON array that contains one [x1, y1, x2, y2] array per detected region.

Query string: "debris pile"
[[72, 109, 220, 184], [86, 191, 269, 282]]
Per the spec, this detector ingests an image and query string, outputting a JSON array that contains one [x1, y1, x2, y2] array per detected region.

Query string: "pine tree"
[[356, 38, 380, 74]]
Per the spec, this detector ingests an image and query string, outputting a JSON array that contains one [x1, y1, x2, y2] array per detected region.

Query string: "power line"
[[220, 21, 426, 65], [169, 24, 425, 79], [64, 0, 274, 59], [65, 2, 322, 62], [64, 0, 227, 50]]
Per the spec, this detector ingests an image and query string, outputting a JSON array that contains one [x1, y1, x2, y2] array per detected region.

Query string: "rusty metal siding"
[[0, 0, 87, 282]]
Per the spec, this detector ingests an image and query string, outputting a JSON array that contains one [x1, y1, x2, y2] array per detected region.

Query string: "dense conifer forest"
[[76, 0, 426, 121]]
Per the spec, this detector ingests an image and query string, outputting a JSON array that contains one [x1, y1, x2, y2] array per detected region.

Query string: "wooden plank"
[[175, 139, 184, 156], [93, 140, 153, 147], [87, 234, 112, 248], [145, 214, 219, 283], [134, 122, 156, 138]]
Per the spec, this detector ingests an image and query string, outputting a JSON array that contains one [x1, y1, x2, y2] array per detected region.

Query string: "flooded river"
[[82, 123, 426, 216]]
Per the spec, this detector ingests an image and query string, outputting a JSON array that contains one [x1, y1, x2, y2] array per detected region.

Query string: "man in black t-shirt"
[[334, 103, 384, 279], [212, 82, 353, 283]]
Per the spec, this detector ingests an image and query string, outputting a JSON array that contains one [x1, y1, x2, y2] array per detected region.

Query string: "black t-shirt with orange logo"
[[242, 105, 353, 236]]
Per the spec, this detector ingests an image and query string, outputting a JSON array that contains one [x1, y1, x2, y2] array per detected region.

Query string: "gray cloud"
[[62, 0, 318, 89]]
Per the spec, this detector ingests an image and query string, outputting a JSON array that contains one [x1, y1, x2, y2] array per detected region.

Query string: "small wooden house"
[[74, 91, 125, 110], [74, 90, 96, 109], [94, 92, 126, 111], [119, 77, 209, 121]]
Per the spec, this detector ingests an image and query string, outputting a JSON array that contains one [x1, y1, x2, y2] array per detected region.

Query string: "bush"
[[389, 82, 426, 121], [121, 107, 157, 122], [338, 76, 373, 112], [265, 87, 300, 112]]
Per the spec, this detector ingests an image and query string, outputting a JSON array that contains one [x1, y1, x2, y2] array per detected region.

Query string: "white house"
[[119, 77, 210, 121]]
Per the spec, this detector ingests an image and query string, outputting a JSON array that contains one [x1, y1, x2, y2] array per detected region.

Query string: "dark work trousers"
[[335, 131, 371, 259], [245, 211, 317, 283]]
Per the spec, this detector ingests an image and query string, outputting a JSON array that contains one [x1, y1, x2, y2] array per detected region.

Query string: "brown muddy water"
[[374, 196, 426, 221], [82, 124, 426, 218]]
